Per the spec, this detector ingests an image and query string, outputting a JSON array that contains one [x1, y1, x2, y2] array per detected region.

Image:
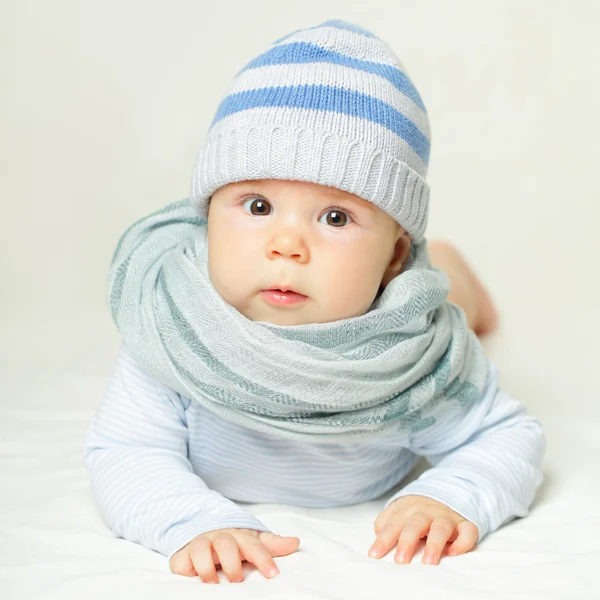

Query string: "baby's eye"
[[319, 209, 351, 228], [242, 197, 272, 216]]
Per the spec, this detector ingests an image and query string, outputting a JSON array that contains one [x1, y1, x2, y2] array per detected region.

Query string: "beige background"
[[2, 1, 599, 391]]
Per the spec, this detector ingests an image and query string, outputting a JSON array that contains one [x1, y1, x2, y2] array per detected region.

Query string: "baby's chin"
[[242, 300, 369, 327], [246, 308, 328, 327]]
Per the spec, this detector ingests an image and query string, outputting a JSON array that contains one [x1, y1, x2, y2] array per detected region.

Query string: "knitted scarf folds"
[[108, 198, 489, 443]]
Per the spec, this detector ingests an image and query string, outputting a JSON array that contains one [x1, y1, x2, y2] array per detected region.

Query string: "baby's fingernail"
[[368, 547, 379, 558], [267, 566, 279, 578], [395, 551, 407, 563]]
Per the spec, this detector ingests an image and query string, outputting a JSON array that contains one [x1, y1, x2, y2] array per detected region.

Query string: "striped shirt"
[[83, 344, 545, 559]]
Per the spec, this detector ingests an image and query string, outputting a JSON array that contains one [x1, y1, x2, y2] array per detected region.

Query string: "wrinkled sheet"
[[1, 334, 599, 600]]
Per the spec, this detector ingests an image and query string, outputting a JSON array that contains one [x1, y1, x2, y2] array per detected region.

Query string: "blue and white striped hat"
[[190, 19, 431, 241]]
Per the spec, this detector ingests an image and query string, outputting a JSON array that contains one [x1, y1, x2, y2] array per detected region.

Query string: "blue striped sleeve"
[[383, 363, 545, 542], [82, 344, 272, 559]]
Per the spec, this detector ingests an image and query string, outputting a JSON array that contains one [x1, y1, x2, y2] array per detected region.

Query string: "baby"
[[84, 19, 545, 584]]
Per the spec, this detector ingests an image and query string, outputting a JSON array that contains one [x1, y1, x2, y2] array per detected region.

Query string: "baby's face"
[[207, 179, 409, 326]]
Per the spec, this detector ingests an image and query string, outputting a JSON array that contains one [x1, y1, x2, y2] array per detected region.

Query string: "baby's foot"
[[428, 240, 499, 336], [465, 256, 499, 336]]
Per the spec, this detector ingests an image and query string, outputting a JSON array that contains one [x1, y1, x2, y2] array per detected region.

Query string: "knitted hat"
[[190, 19, 431, 241]]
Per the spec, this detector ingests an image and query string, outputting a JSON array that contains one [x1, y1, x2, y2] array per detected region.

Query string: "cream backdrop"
[[1, 1, 599, 599]]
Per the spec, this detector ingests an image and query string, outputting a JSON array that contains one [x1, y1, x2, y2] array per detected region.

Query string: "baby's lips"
[[264, 285, 307, 297]]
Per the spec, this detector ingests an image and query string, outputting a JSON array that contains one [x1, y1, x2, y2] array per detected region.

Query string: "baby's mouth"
[[260, 288, 308, 306]]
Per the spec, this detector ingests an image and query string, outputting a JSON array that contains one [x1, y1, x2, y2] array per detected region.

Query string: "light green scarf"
[[108, 198, 489, 442]]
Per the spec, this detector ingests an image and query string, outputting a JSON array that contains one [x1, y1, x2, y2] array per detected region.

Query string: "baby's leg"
[[428, 240, 498, 336]]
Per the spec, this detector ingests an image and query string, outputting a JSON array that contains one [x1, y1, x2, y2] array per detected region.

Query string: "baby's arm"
[[83, 344, 271, 560], [384, 362, 545, 543]]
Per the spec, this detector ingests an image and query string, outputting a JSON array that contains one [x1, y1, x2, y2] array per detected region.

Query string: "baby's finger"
[[212, 533, 244, 583], [394, 513, 431, 564], [373, 504, 396, 534], [369, 518, 404, 559], [257, 532, 301, 558], [447, 521, 479, 557], [238, 535, 280, 579], [421, 517, 456, 565], [169, 547, 197, 578], [187, 538, 219, 584]]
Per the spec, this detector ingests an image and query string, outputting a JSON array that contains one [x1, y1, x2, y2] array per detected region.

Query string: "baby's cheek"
[[208, 249, 243, 302], [324, 262, 380, 319]]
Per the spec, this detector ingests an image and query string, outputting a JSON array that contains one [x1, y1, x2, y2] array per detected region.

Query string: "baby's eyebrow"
[[325, 191, 374, 212], [238, 181, 375, 212]]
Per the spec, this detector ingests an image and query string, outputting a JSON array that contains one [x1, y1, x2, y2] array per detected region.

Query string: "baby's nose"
[[266, 230, 309, 263]]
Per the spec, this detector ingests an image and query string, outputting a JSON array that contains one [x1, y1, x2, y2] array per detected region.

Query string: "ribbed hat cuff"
[[190, 124, 429, 242]]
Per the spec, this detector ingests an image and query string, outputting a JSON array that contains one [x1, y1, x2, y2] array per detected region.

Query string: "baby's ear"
[[381, 229, 411, 288]]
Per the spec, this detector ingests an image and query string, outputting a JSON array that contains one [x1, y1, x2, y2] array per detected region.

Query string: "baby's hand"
[[169, 528, 300, 583], [368, 495, 478, 565]]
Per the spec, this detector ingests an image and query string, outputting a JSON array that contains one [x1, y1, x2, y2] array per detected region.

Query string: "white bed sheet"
[[1, 329, 599, 600]]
